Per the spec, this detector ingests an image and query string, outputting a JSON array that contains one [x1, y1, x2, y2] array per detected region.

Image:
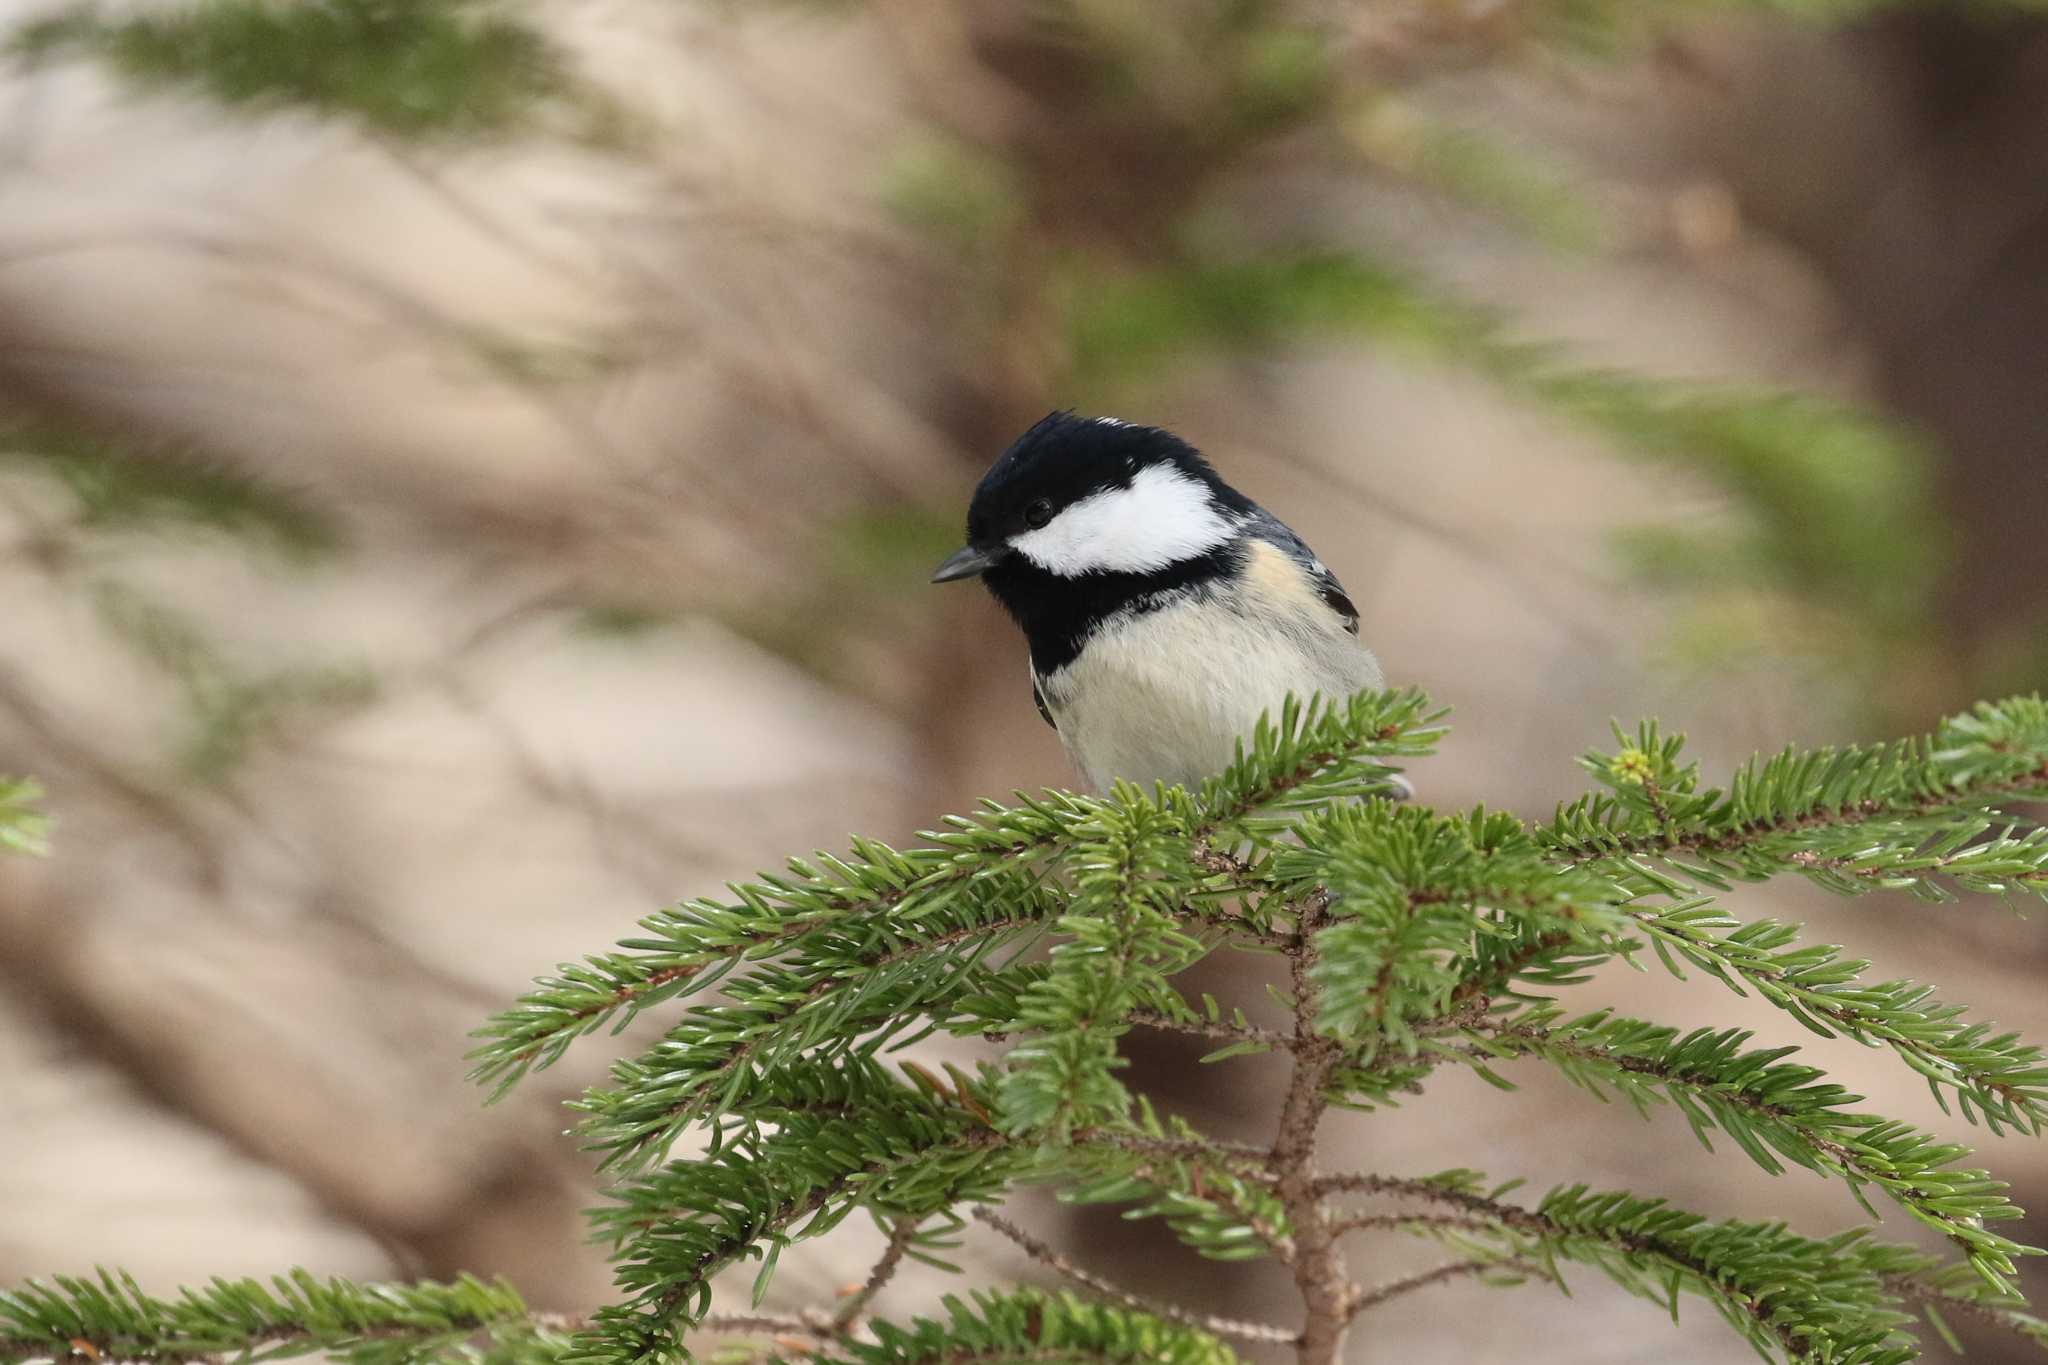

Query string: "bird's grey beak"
[[930, 544, 1007, 583]]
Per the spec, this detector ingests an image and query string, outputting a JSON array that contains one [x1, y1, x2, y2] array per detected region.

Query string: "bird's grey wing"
[[1031, 673, 1057, 729], [1247, 512, 1359, 637], [1248, 511, 1409, 799]]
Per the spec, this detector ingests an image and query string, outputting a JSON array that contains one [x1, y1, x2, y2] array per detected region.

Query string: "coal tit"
[[932, 411, 1385, 793]]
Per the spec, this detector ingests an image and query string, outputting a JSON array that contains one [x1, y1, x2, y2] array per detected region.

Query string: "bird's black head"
[[931, 411, 1254, 672]]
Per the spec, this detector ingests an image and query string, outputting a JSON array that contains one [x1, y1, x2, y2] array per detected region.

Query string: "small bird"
[[932, 411, 1385, 793]]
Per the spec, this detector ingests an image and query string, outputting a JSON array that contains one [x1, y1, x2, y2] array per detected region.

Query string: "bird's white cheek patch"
[[1010, 464, 1234, 576]]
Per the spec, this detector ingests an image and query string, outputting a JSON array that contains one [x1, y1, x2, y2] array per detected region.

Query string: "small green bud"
[[1608, 748, 1656, 786]]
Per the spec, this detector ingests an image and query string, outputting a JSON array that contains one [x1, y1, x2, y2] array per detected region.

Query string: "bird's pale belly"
[[1037, 592, 1382, 793]]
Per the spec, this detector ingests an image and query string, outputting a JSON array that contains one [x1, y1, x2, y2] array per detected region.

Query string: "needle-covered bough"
[[8, 692, 2048, 1365]]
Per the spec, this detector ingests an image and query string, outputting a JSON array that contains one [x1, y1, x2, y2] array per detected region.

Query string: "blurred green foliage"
[[978, 0, 1999, 726], [0, 776, 49, 856], [824, 506, 963, 587], [572, 602, 677, 642], [0, 419, 365, 779], [714, 505, 962, 699], [1519, 0, 2046, 54], [884, 136, 1024, 259], [12, 0, 569, 138], [4, 0, 2038, 734], [1064, 252, 1945, 709], [92, 581, 376, 782], [0, 421, 340, 562], [1343, 99, 1605, 250]]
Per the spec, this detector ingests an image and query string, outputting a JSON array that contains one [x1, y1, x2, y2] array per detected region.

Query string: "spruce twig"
[[969, 1207, 1298, 1345], [829, 1217, 923, 1335], [1343, 1260, 1542, 1321]]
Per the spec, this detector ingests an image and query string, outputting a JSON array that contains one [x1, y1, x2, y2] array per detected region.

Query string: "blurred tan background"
[[1, 2, 2045, 1361]]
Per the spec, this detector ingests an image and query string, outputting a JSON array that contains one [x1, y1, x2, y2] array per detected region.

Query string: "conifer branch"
[[27, 690, 2048, 1365], [1307, 1172, 2039, 1363], [1563, 767, 2048, 871], [997, 797, 1204, 1140], [0, 1271, 547, 1365], [1785, 830, 2048, 900], [1456, 1012, 2030, 1285], [574, 920, 1051, 1170], [1270, 804, 1630, 1053], [1194, 690, 1447, 839], [1622, 902, 2048, 1135], [470, 814, 1084, 1095], [1445, 929, 1578, 1009], [1542, 698, 2048, 889], [1063, 1127, 1296, 1264]]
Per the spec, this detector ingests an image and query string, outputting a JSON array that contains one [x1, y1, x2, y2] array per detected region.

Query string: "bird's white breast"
[[1037, 541, 1382, 792]]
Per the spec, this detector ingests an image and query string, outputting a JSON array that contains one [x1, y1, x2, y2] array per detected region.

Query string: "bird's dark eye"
[[1023, 498, 1055, 530]]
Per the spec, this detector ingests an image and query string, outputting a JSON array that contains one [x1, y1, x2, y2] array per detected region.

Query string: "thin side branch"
[[1445, 930, 1575, 1009], [698, 1312, 820, 1337], [1789, 847, 2048, 891], [1314, 1173, 1545, 1221], [1331, 1212, 1503, 1241], [1201, 1186, 1299, 1266], [1073, 1132, 1279, 1177], [1126, 1008, 1294, 1051], [830, 1216, 922, 1332], [1880, 1274, 2048, 1344], [1180, 903, 1293, 948], [621, 1132, 1015, 1363], [1309, 1173, 1818, 1360], [970, 1206, 1300, 1346], [1345, 1260, 1539, 1321]]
